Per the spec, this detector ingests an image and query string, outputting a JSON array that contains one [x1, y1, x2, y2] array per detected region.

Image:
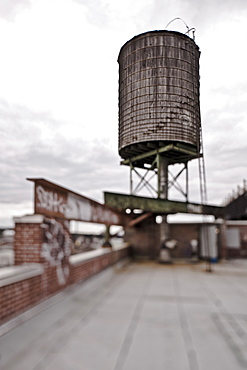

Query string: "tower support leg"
[[158, 157, 171, 262]]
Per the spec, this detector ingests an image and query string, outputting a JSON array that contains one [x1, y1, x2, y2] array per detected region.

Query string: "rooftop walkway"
[[1, 259, 247, 370]]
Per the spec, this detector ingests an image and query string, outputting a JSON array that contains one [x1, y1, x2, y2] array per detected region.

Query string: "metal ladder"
[[198, 128, 212, 272]]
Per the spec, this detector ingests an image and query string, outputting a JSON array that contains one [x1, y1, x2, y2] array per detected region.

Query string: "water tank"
[[118, 30, 201, 163]]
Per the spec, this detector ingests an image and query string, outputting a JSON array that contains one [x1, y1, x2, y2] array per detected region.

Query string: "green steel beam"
[[121, 144, 174, 165], [120, 144, 200, 166], [104, 192, 224, 218]]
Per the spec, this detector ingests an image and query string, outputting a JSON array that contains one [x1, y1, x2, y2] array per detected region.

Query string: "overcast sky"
[[0, 0, 247, 227]]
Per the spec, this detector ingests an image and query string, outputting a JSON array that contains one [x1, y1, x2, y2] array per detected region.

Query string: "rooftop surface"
[[1, 259, 247, 370]]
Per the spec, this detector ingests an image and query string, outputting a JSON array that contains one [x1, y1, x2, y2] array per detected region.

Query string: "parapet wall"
[[0, 215, 129, 326]]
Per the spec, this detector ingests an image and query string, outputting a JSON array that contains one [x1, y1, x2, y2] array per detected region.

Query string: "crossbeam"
[[104, 192, 224, 218], [121, 143, 199, 167]]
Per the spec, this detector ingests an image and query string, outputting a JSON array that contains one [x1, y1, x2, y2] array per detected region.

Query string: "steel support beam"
[[120, 144, 199, 166], [104, 192, 224, 218]]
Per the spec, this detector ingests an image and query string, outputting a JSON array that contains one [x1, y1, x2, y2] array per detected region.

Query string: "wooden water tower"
[[118, 29, 201, 199], [105, 28, 223, 258]]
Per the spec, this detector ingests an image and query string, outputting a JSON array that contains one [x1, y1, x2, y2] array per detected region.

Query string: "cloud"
[[0, 0, 31, 21], [72, 0, 155, 36], [185, 0, 247, 29], [142, 0, 247, 41], [72, 0, 112, 27], [0, 100, 129, 215], [1, 0, 247, 227], [201, 80, 247, 197]]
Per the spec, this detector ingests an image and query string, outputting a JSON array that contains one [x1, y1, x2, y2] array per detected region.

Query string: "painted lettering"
[[36, 186, 67, 215]]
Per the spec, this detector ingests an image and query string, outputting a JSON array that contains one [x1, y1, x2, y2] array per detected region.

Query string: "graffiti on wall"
[[36, 185, 92, 220], [36, 185, 67, 215], [29, 178, 126, 226], [41, 219, 71, 285]]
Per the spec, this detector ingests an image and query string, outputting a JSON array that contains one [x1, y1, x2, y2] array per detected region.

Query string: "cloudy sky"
[[0, 0, 247, 227]]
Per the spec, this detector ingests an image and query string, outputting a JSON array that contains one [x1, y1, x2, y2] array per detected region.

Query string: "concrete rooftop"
[[1, 259, 247, 370]]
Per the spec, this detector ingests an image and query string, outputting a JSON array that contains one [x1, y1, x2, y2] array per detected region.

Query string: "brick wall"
[[225, 223, 247, 259], [3, 215, 247, 325], [69, 252, 113, 285], [0, 275, 44, 322], [0, 247, 129, 325], [169, 223, 200, 258], [15, 223, 44, 265], [125, 220, 200, 259], [125, 216, 160, 259], [0, 215, 129, 325]]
